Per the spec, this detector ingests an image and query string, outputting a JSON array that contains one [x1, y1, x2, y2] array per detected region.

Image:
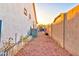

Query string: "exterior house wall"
[[0, 3, 36, 48]]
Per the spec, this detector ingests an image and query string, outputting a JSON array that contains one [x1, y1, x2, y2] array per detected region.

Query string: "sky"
[[35, 3, 78, 25]]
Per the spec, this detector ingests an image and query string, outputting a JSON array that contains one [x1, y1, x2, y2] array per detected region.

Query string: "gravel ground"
[[15, 32, 72, 56]]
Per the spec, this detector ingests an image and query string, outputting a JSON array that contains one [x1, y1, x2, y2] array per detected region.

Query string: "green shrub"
[[20, 35, 29, 42]]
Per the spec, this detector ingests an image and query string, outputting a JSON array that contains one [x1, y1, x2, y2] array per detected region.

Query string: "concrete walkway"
[[15, 32, 72, 56]]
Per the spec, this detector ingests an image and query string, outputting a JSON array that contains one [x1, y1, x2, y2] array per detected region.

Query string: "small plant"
[[20, 35, 24, 42], [20, 35, 29, 42]]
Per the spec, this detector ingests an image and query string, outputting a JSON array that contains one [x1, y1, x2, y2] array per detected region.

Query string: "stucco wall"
[[0, 3, 36, 47]]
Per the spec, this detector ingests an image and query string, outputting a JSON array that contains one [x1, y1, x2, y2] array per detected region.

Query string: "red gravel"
[[15, 32, 72, 56]]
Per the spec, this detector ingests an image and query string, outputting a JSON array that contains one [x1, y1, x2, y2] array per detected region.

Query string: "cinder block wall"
[[46, 25, 52, 37], [65, 7, 79, 55], [51, 5, 79, 55], [51, 13, 64, 48]]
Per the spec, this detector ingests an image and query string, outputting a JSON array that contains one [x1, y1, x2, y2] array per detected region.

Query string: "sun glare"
[[36, 12, 54, 25]]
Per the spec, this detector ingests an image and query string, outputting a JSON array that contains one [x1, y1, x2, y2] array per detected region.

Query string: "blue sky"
[[35, 3, 78, 25]]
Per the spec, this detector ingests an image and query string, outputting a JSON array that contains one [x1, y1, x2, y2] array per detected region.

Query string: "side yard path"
[[15, 32, 72, 56]]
